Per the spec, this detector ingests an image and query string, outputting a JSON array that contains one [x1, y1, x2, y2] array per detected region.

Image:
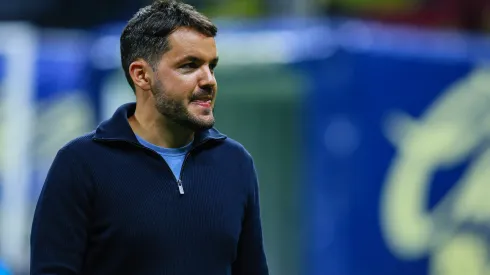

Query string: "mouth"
[[190, 99, 212, 108]]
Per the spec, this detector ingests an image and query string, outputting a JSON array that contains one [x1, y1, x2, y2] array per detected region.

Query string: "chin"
[[189, 122, 214, 132], [197, 118, 215, 129], [187, 116, 215, 131]]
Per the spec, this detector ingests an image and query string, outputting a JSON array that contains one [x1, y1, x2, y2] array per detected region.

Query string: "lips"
[[191, 99, 212, 108], [190, 91, 213, 108], [191, 95, 212, 101]]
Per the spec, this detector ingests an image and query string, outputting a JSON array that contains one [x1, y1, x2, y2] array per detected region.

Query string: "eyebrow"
[[179, 55, 219, 64]]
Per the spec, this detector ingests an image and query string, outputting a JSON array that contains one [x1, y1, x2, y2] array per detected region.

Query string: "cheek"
[[158, 77, 196, 104], [163, 73, 198, 98]]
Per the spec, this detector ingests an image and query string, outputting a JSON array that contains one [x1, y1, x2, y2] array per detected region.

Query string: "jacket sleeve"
[[30, 146, 93, 275], [232, 156, 269, 275]]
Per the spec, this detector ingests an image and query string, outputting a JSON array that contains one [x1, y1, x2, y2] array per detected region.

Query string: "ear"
[[129, 59, 152, 91]]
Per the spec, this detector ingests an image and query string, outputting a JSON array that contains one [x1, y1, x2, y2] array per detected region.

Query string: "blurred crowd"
[[323, 0, 490, 32], [0, 0, 488, 32]]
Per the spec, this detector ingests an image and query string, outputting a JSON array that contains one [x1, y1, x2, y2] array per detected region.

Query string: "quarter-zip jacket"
[[30, 103, 269, 275]]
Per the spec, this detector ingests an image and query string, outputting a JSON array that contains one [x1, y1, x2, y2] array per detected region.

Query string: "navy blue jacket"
[[30, 103, 269, 275]]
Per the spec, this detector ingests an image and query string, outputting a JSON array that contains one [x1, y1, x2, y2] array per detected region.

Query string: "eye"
[[181, 62, 199, 69], [209, 63, 217, 73]]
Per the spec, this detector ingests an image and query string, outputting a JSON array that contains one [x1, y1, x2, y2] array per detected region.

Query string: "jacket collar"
[[93, 102, 227, 147]]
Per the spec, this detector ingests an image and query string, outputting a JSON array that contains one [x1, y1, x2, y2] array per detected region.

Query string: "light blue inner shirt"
[[135, 134, 193, 179]]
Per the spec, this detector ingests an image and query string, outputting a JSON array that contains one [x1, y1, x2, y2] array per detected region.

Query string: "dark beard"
[[152, 80, 215, 132]]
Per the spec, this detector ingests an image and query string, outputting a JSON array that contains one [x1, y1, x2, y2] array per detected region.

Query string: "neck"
[[128, 99, 194, 149]]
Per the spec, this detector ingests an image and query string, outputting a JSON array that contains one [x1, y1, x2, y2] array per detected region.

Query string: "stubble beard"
[[152, 79, 215, 132]]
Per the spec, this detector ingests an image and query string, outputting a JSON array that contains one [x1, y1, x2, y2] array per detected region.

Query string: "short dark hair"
[[120, 0, 218, 91]]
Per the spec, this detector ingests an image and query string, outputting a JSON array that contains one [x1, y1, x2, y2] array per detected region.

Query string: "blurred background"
[[0, 0, 490, 274]]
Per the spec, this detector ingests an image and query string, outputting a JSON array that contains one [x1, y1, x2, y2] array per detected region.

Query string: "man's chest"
[[87, 155, 249, 257]]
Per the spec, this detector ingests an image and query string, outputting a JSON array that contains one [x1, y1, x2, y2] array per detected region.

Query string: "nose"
[[198, 66, 217, 89]]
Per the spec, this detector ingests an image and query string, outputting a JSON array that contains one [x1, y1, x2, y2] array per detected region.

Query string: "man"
[[30, 1, 269, 274]]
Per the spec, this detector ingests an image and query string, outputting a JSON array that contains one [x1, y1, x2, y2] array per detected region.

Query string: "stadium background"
[[0, 0, 490, 274]]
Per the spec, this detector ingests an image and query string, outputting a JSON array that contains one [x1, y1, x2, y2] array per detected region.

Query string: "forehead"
[[164, 27, 217, 62]]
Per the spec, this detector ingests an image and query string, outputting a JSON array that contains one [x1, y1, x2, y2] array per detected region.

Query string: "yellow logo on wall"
[[380, 67, 490, 275]]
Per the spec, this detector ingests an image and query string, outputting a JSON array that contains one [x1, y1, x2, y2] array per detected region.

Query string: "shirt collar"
[[93, 102, 227, 146]]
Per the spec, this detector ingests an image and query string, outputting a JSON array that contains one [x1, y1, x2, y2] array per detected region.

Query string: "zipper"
[[177, 179, 184, 195], [93, 137, 224, 195], [175, 137, 217, 195], [131, 140, 187, 195], [176, 152, 191, 195]]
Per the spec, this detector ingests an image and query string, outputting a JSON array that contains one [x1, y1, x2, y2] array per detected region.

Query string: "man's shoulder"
[[217, 136, 253, 161], [44, 131, 99, 171], [56, 130, 98, 157]]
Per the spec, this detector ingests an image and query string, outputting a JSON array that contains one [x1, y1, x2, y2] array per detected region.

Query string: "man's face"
[[151, 27, 218, 131]]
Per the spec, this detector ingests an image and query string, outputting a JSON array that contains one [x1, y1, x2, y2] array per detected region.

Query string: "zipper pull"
[[177, 180, 185, 195]]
